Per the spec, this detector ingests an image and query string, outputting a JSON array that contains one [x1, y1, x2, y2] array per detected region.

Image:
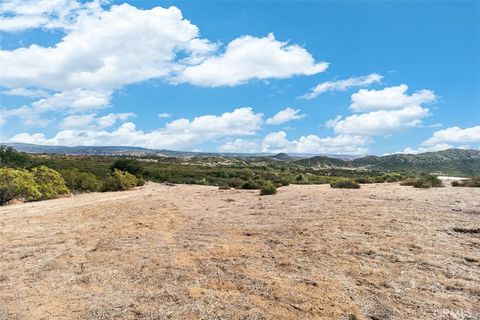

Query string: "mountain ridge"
[[3, 143, 479, 175]]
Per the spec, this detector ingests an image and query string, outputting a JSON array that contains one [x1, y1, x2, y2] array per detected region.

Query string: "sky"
[[0, 0, 479, 155]]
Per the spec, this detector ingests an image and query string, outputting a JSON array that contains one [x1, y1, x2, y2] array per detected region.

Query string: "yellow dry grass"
[[0, 182, 479, 319]]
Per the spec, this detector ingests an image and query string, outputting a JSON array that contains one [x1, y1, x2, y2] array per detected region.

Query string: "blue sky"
[[1, 0, 479, 155]]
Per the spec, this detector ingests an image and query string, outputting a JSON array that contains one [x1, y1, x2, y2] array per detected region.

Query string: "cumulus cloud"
[[10, 107, 264, 149], [0, 0, 103, 32], [260, 131, 370, 154], [1, 87, 48, 98], [394, 126, 480, 154], [59, 112, 135, 129], [422, 126, 480, 146], [31, 89, 112, 112], [400, 143, 456, 154], [217, 139, 261, 153], [266, 107, 305, 125], [301, 73, 382, 99], [2, 105, 54, 127], [1, 2, 326, 135], [324, 84, 437, 137], [350, 84, 436, 112], [0, 4, 216, 91], [327, 106, 431, 136], [1, 6, 324, 92], [172, 33, 328, 87]]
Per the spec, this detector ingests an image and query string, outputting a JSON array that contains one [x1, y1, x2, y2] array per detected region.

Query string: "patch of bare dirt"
[[0, 183, 479, 319]]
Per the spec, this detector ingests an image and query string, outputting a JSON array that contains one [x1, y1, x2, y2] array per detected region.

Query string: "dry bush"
[[330, 179, 360, 189]]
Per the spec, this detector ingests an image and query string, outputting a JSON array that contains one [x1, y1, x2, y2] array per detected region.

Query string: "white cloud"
[[217, 139, 260, 153], [422, 126, 480, 146], [301, 73, 382, 99], [60, 114, 96, 129], [9, 107, 264, 149], [59, 112, 135, 129], [2, 89, 112, 128], [173, 33, 328, 87], [266, 107, 305, 125], [1, 87, 48, 98], [392, 126, 480, 154], [2, 105, 54, 127], [97, 113, 135, 129], [0, 4, 216, 91], [350, 84, 436, 112], [324, 84, 437, 137], [0, 0, 98, 32], [260, 131, 370, 155], [1, 6, 325, 92], [401, 143, 456, 154], [8, 133, 47, 144], [158, 113, 171, 119], [31, 89, 112, 112], [327, 106, 430, 136]]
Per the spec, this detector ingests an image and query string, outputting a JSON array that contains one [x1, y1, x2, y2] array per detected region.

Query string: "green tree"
[[0, 145, 29, 168], [60, 168, 101, 193], [102, 169, 138, 191], [31, 166, 70, 200], [111, 158, 143, 177], [0, 168, 41, 205]]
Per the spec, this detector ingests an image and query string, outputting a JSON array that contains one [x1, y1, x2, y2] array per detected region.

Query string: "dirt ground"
[[0, 182, 479, 320]]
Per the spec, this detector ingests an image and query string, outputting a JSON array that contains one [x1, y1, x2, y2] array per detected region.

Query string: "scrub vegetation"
[[0, 145, 476, 205]]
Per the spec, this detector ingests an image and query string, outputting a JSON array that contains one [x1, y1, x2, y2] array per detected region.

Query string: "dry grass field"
[[0, 182, 479, 320]]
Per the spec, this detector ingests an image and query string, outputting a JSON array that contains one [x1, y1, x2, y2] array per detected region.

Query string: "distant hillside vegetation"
[[296, 149, 480, 176]]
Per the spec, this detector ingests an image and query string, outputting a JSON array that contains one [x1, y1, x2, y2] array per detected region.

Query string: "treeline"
[[0, 146, 144, 205], [3, 145, 475, 204]]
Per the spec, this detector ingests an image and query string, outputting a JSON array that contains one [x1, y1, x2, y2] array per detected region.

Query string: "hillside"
[[3, 143, 479, 175], [353, 149, 480, 175], [297, 149, 480, 176]]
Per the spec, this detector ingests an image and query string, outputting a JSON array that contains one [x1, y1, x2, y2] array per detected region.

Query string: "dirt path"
[[1, 183, 479, 319]]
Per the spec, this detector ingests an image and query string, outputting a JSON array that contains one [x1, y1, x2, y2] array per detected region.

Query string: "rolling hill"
[[296, 149, 480, 176], [3, 143, 479, 175]]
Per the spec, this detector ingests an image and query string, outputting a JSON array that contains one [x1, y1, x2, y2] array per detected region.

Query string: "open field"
[[0, 183, 479, 320]]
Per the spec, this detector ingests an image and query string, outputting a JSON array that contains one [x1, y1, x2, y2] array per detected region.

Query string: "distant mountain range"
[[295, 149, 480, 176], [2, 143, 355, 159], [3, 143, 479, 175]]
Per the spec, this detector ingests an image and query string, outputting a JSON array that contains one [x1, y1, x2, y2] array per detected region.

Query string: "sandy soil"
[[0, 182, 479, 320]]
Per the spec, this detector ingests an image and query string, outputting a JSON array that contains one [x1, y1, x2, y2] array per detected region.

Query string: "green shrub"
[[60, 168, 101, 193], [102, 169, 138, 191], [111, 158, 143, 177], [241, 180, 260, 189], [400, 178, 417, 186], [260, 182, 277, 195], [355, 177, 375, 184], [136, 177, 146, 186], [330, 179, 360, 189], [373, 176, 387, 183], [383, 173, 403, 182], [451, 177, 480, 187], [401, 174, 442, 188], [413, 179, 432, 188], [295, 173, 308, 182], [0, 145, 29, 168], [425, 174, 442, 187], [0, 168, 41, 205], [408, 174, 443, 188], [31, 166, 69, 200]]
